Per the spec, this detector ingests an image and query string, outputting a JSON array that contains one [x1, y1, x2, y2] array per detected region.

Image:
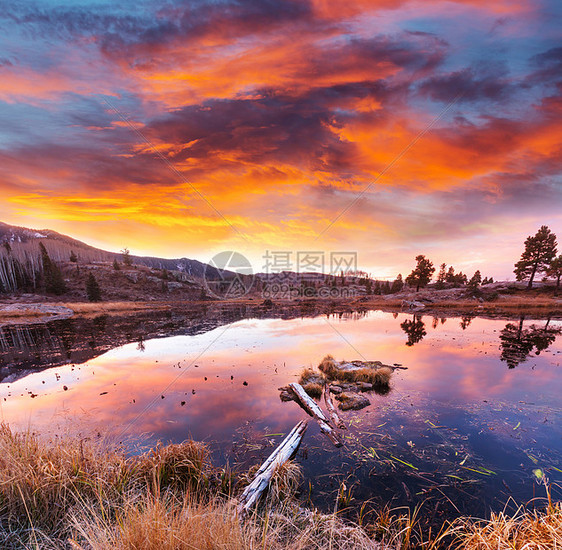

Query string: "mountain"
[[0, 221, 220, 278], [0, 221, 232, 298]]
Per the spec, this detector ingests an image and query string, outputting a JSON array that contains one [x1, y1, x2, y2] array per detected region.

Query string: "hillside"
[[0, 221, 229, 300]]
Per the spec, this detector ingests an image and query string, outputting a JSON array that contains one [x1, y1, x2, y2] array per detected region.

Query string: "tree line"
[[402, 225, 561, 293]]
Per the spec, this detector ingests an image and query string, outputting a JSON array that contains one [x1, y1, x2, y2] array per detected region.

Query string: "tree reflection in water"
[[398, 313, 561, 362], [499, 316, 561, 368], [460, 315, 474, 330], [400, 315, 426, 346]]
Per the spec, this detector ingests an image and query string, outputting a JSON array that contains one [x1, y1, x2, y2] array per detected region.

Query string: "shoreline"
[[1, 292, 561, 325]]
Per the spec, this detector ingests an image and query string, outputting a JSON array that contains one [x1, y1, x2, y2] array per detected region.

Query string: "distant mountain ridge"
[[0, 221, 222, 280]]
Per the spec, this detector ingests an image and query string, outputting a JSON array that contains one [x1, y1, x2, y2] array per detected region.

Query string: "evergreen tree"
[[382, 280, 391, 294], [435, 263, 447, 289], [365, 278, 372, 295], [391, 273, 404, 293], [405, 255, 435, 292], [121, 247, 133, 267], [468, 270, 482, 289], [544, 255, 562, 293], [446, 266, 455, 283], [69, 251, 78, 263], [39, 243, 67, 295], [514, 226, 557, 289], [113, 258, 121, 270], [455, 272, 468, 286], [86, 273, 102, 302]]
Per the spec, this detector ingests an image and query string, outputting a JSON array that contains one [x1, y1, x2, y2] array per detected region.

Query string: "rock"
[[336, 392, 370, 411], [125, 273, 139, 283], [167, 281, 184, 290], [329, 384, 343, 394], [357, 382, 373, 392], [401, 300, 425, 310]]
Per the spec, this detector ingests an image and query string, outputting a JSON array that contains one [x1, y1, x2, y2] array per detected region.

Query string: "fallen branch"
[[289, 383, 342, 447], [324, 387, 346, 429], [238, 420, 307, 516]]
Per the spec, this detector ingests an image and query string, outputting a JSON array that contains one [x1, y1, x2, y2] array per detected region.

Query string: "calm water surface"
[[1, 310, 561, 524]]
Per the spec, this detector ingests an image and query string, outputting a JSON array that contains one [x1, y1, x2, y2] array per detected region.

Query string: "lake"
[[1, 308, 561, 526]]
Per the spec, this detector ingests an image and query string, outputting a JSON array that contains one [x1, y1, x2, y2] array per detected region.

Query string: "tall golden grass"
[[0, 424, 559, 549]]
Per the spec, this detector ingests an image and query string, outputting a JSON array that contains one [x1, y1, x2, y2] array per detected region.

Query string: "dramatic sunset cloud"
[[0, 0, 560, 278]]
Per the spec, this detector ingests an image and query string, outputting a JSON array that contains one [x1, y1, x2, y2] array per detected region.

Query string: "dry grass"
[[352, 367, 393, 387], [318, 356, 392, 388], [0, 424, 379, 550], [71, 493, 381, 550], [318, 355, 339, 378], [298, 367, 322, 385], [70, 495, 253, 550], [303, 382, 324, 399], [451, 502, 562, 549], [1, 424, 560, 550], [59, 301, 170, 315], [267, 461, 303, 504], [298, 367, 325, 398], [0, 424, 214, 548]]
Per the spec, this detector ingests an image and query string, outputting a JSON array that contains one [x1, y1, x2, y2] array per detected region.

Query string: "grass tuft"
[[303, 382, 324, 399], [318, 355, 338, 378], [451, 502, 562, 549]]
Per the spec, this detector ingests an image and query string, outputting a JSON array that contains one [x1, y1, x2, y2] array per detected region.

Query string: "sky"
[[0, 0, 560, 279]]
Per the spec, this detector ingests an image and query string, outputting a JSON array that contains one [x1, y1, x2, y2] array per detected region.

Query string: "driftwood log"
[[238, 420, 307, 516], [289, 383, 342, 447], [324, 387, 346, 429]]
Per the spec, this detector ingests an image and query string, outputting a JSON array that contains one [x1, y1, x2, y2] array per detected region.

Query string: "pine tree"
[[544, 255, 562, 293], [121, 247, 133, 267], [86, 272, 102, 302], [113, 258, 121, 270], [467, 270, 482, 289], [446, 266, 455, 283], [405, 255, 435, 292], [69, 251, 78, 262], [391, 274, 404, 293], [435, 263, 447, 289], [514, 226, 557, 289], [39, 243, 67, 295]]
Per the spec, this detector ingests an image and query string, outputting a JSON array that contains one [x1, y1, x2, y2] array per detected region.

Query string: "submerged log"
[[324, 387, 346, 429], [238, 420, 307, 516], [289, 383, 342, 447]]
